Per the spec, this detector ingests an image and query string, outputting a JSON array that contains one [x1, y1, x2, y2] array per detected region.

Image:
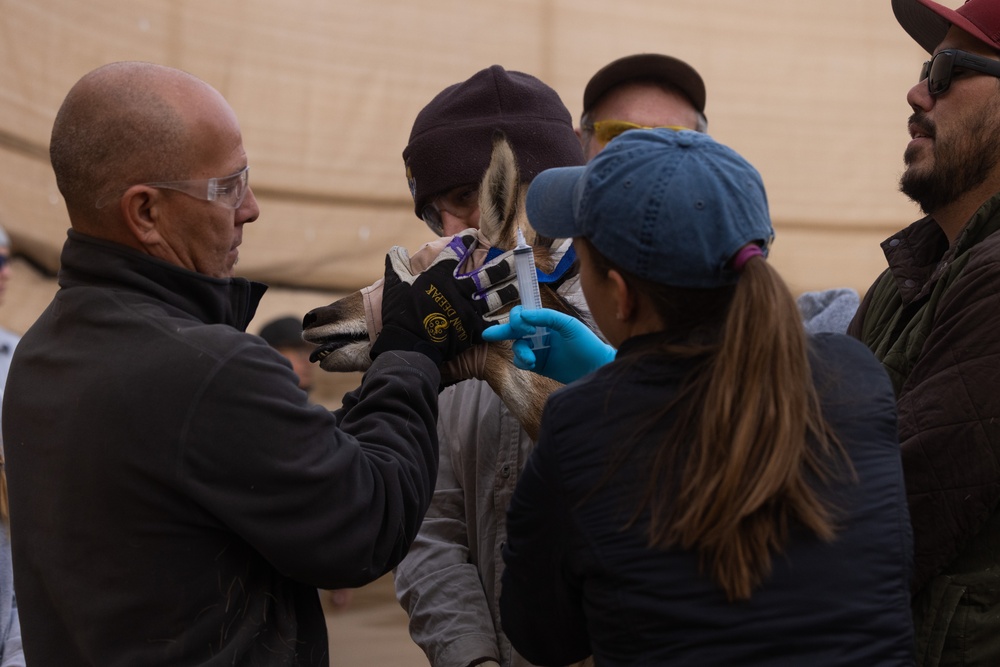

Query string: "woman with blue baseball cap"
[[487, 130, 916, 665]]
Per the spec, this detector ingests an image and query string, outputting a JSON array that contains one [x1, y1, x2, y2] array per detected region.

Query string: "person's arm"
[[180, 237, 503, 589], [394, 389, 505, 667], [0, 600, 23, 667], [481, 306, 615, 384], [500, 411, 591, 666], [895, 254, 1000, 591], [181, 343, 441, 589], [0, 529, 23, 667]]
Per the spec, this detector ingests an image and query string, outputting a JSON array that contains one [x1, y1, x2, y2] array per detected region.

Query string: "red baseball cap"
[[893, 0, 1000, 53]]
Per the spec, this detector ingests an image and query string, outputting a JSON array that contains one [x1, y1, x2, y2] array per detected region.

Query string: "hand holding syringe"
[[513, 228, 549, 351], [484, 234, 615, 382]]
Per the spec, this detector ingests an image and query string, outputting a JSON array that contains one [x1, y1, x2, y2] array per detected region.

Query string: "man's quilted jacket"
[[849, 192, 1000, 666]]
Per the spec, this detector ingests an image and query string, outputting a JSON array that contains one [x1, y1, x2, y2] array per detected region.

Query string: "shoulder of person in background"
[[796, 288, 860, 335]]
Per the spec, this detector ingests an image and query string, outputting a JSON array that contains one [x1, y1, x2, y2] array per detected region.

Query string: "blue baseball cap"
[[525, 129, 773, 288]]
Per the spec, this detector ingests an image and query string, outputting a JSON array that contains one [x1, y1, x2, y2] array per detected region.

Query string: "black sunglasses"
[[920, 49, 1000, 97]]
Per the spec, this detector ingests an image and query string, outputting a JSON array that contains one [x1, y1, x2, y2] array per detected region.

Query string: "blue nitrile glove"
[[481, 306, 616, 384]]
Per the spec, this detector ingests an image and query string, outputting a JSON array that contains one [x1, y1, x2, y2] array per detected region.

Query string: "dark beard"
[[900, 107, 1000, 215]]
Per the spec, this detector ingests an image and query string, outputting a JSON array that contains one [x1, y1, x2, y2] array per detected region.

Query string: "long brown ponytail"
[[589, 239, 851, 602]]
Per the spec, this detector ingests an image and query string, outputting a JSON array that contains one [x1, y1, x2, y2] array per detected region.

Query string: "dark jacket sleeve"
[[181, 345, 441, 589], [895, 252, 1000, 591], [500, 403, 591, 666]]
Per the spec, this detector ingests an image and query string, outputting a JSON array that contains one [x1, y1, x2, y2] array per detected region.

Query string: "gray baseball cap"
[[583, 53, 706, 115]]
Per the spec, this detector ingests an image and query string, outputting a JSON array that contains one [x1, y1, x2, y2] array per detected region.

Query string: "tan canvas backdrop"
[[1, 0, 931, 399]]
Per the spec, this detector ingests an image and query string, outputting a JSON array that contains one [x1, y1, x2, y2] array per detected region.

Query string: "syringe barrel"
[[512, 243, 548, 350], [514, 245, 543, 311]]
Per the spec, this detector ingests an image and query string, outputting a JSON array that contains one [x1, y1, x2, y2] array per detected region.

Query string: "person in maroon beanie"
[[849, 0, 1000, 663], [403, 64, 584, 239], [393, 65, 591, 667]]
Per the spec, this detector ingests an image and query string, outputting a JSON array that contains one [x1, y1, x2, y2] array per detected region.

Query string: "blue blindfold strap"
[[483, 244, 577, 284]]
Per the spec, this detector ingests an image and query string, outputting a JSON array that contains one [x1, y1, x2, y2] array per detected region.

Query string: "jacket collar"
[[883, 189, 1000, 304], [58, 230, 267, 331]]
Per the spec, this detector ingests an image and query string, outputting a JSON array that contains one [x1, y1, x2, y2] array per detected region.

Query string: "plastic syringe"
[[513, 228, 549, 350]]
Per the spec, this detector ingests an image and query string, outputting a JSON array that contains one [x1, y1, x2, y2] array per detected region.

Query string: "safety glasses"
[[96, 165, 250, 209], [583, 120, 690, 146], [144, 165, 250, 209], [421, 183, 479, 236], [920, 49, 1000, 97]]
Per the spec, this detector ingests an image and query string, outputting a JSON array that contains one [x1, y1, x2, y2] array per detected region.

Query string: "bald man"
[[1, 61, 461, 666]]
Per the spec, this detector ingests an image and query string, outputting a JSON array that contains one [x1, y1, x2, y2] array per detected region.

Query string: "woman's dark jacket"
[[500, 332, 915, 666]]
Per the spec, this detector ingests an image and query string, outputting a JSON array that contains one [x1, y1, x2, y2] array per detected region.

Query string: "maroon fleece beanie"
[[403, 65, 585, 218]]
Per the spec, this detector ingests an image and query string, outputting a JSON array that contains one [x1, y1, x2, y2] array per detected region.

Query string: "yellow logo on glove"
[[424, 283, 470, 342], [423, 313, 449, 342]]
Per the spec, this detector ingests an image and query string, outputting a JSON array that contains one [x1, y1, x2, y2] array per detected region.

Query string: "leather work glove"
[[456, 248, 520, 322], [481, 305, 616, 384], [370, 232, 491, 365], [459, 236, 579, 323]]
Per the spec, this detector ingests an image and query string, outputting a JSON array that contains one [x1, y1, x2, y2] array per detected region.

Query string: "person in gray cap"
[[577, 54, 862, 334], [490, 129, 915, 666], [393, 65, 591, 667], [847, 0, 1000, 663], [577, 53, 708, 161]]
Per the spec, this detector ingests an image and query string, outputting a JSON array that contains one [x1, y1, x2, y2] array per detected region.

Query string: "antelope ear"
[[479, 132, 524, 250]]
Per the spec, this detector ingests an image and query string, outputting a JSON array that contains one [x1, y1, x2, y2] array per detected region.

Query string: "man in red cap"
[[850, 0, 1000, 663]]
